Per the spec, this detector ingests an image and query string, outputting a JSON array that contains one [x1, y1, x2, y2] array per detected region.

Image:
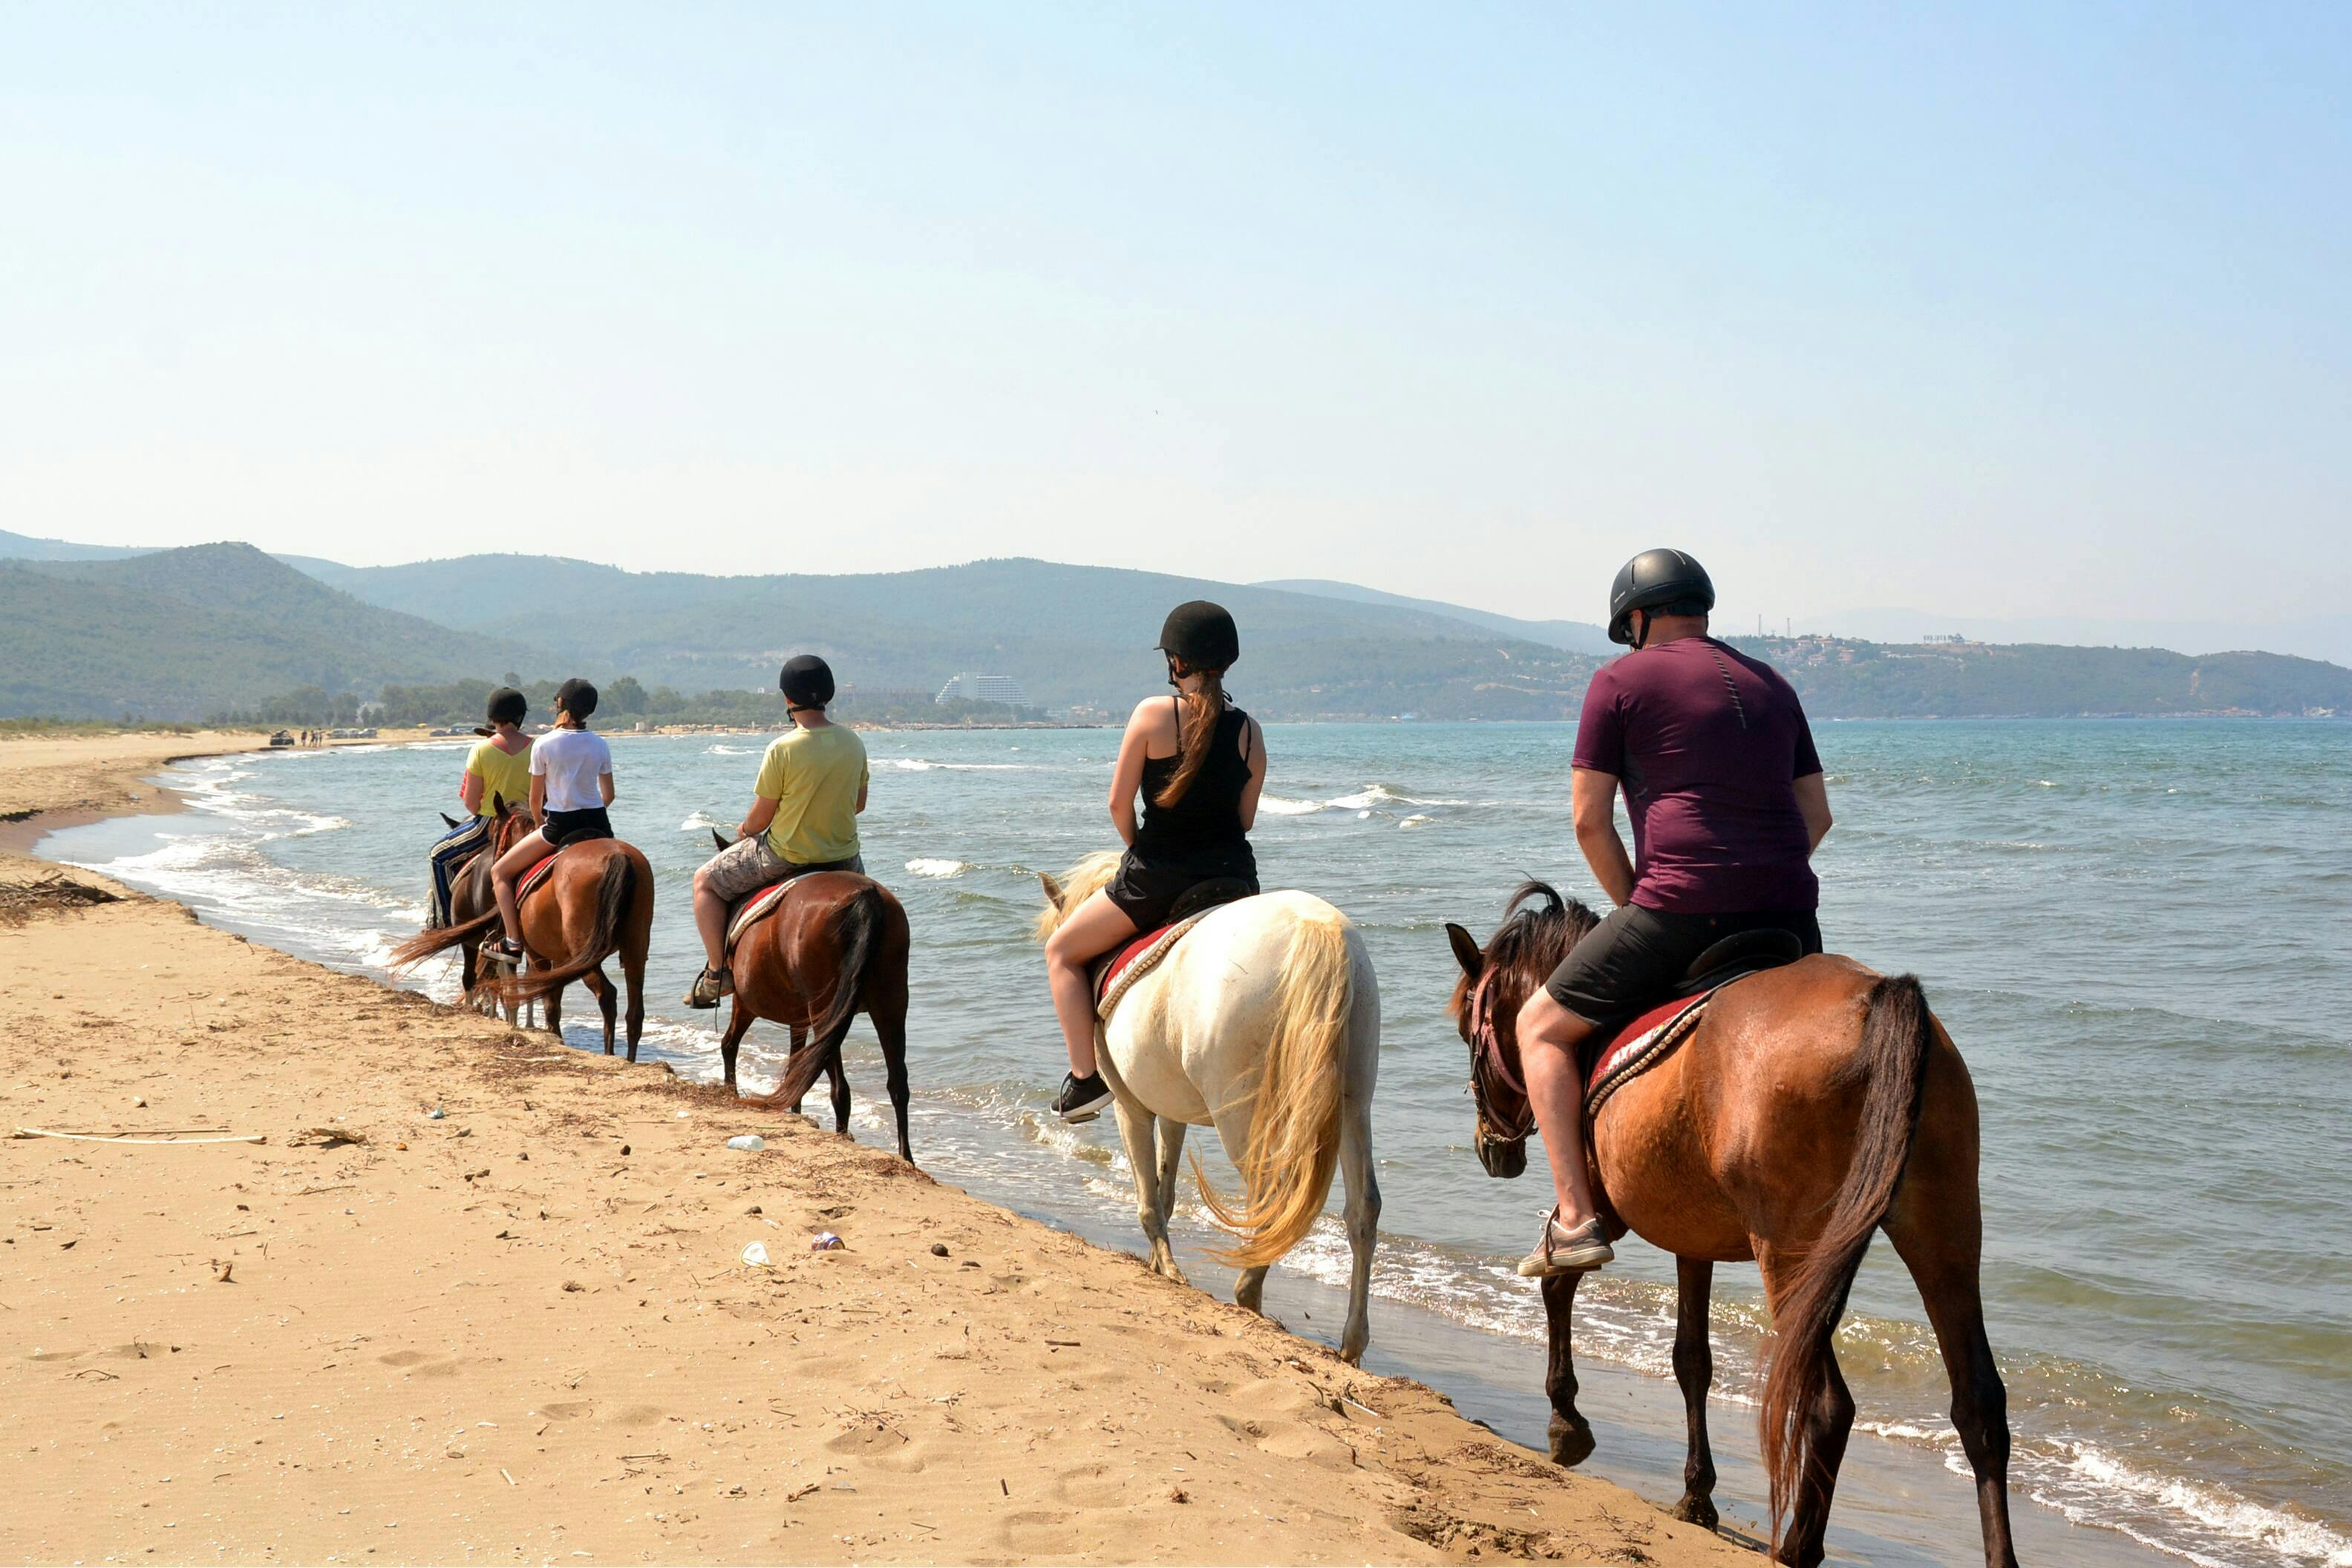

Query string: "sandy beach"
[[0, 732, 1745, 1566]]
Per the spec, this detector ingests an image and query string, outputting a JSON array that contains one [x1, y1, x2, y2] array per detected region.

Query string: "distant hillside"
[[0, 528, 154, 562], [279, 553, 1603, 719], [1258, 578, 1616, 655], [0, 544, 551, 720], [1730, 636, 2352, 719]]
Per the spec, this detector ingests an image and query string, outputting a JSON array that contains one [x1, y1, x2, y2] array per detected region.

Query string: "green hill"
[[0, 544, 551, 720]]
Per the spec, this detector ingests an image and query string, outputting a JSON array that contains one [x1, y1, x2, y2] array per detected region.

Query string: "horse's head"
[[1444, 881, 1599, 1180], [1032, 851, 1123, 944], [486, 794, 537, 856]]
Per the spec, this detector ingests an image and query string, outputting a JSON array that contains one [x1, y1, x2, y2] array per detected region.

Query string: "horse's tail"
[[496, 852, 636, 1005], [1760, 973, 1933, 1545], [388, 908, 500, 969], [1195, 907, 1353, 1268], [760, 883, 887, 1111]]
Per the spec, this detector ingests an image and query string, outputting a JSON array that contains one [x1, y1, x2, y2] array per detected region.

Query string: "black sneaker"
[[486, 938, 524, 970], [1054, 1071, 1114, 1124]]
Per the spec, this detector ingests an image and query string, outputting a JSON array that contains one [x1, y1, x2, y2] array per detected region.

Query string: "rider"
[[682, 654, 870, 1008], [1043, 601, 1267, 1124], [424, 686, 534, 928], [1514, 549, 1833, 1278], [486, 678, 616, 968]]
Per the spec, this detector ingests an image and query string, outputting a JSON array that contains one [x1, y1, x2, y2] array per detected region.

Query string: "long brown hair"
[[1152, 662, 1229, 808]]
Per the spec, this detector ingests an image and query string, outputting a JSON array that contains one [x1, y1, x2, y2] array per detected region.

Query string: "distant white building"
[[935, 673, 1031, 707]]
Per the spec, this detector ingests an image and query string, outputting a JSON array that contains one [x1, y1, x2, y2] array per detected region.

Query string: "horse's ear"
[[440, 811, 460, 829], [1445, 922, 1484, 979], [1039, 872, 1065, 909], [491, 793, 506, 819], [711, 828, 733, 851]]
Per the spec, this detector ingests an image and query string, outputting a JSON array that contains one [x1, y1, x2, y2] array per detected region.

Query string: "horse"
[[1035, 852, 1382, 1365], [706, 829, 915, 1163], [391, 826, 654, 1061], [1443, 883, 2016, 1567], [437, 800, 532, 1025]]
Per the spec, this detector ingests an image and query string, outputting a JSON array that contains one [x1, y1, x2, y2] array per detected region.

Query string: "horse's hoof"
[[1339, 1345, 1364, 1367], [1549, 1416, 1595, 1468], [1672, 1494, 1719, 1530]]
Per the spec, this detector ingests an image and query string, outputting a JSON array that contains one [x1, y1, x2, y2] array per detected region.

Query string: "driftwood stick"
[[13, 1127, 267, 1146]]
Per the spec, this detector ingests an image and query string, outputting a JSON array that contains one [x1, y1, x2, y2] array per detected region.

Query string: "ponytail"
[[1152, 667, 1229, 808]]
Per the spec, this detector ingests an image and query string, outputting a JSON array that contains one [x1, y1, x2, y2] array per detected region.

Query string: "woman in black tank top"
[[1043, 602, 1267, 1123]]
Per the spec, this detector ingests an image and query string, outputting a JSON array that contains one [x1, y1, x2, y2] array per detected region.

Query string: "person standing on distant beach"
[[1510, 549, 1834, 1278], [485, 678, 615, 967], [423, 686, 532, 927], [682, 654, 870, 1007], [1042, 601, 1267, 1123]]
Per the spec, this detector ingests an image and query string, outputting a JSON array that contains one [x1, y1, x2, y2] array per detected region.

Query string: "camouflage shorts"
[[700, 835, 863, 904]]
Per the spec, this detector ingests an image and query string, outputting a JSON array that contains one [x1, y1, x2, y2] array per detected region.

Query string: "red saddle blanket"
[[724, 875, 806, 953], [1090, 912, 1214, 1020], [514, 851, 564, 902], [1581, 990, 1714, 1114]]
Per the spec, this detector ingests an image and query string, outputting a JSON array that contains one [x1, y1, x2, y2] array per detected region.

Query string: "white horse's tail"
[[1195, 907, 1353, 1267]]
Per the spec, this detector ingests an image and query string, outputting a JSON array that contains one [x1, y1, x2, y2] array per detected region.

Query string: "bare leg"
[[489, 829, 551, 948], [1044, 889, 1138, 1077], [1516, 987, 1602, 1228], [690, 863, 729, 973], [1541, 1270, 1596, 1466], [1671, 1256, 1720, 1529]]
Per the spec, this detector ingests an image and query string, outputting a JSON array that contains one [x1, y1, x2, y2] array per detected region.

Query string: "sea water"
[[42, 719, 2351, 1567]]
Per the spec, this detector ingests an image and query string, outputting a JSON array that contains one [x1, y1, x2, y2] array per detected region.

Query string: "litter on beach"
[[739, 1241, 771, 1267], [725, 1134, 765, 1152], [810, 1232, 843, 1251]]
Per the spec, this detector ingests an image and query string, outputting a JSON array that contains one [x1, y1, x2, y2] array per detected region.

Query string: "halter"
[[1464, 967, 1535, 1144]]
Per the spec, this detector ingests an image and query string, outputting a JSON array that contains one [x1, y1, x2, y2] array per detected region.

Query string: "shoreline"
[[0, 732, 1746, 1565]]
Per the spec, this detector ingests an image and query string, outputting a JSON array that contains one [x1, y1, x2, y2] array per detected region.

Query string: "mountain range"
[[0, 529, 2344, 722]]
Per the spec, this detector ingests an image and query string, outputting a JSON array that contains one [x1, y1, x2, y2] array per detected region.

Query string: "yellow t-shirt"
[[465, 736, 534, 820], [754, 724, 869, 865]]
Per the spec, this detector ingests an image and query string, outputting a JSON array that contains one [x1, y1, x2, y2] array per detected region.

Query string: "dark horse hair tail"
[[495, 852, 636, 1005], [387, 908, 502, 970], [760, 883, 886, 1111], [1760, 973, 1933, 1546]]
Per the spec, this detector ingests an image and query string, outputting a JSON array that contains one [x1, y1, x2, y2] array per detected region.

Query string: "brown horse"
[[709, 831, 913, 1163], [437, 800, 531, 1023], [1443, 883, 2017, 1568], [392, 826, 654, 1060]]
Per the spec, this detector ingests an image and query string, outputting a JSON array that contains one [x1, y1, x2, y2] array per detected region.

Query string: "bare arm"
[[1235, 716, 1268, 832], [459, 771, 484, 815], [1106, 698, 1166, 847], [1571, 767, 1637, 909], [529, 774, 547, 820], [855, 782, 869, 815], [737, 795, 780, 841], [1793, 771, 1833, 853], [598, 770, 616, 807]]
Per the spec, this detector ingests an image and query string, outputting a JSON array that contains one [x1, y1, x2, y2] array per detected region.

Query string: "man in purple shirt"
[[1514, 549, 1835, 1278]]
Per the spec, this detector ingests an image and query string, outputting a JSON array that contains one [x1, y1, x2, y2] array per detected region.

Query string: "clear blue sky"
[[4, 3, 2345, 628]]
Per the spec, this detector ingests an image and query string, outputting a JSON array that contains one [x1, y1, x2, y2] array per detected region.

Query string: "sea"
[[40, 719, 2351, 1567]]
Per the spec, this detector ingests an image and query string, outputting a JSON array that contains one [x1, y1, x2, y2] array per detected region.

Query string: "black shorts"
[[1106, 846, 1258, 932], [1545, 904, 1821, 1028], [541, 806, 615, 849]]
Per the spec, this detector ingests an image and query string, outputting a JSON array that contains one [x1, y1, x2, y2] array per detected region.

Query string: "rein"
[[1465, 968, 1535, 1143]]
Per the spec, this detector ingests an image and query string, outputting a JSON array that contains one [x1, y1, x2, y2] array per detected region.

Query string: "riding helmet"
[[554, 677, 599, 719], [779, 653, 837, 709], [1607, 549, 1716, 646], [1154, 601, 1241, 671], [485, 687, 528, 726]]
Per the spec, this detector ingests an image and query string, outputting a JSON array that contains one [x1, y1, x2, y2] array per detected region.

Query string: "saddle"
[[1578, 928, 1805, 1116], [1091, 878, 1258, 1022], [514, 850, 567, 902]]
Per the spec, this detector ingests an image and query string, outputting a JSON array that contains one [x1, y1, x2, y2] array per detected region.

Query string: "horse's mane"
[[1032, 849, 1124, 943], [1488, 880, 1601, 981]]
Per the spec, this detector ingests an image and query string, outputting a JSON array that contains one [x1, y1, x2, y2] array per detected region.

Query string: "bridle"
[[1464, 967, 1535, 1145]]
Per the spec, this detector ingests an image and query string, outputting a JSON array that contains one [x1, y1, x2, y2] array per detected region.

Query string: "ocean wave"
[[705, 744, 760, 756], [679, 809, 727, 832], [2034, 1444, 2352, 1567], [905, 858, 969, 878], [883, 757, 1029, 772], [1262, 783, 1471, 818]]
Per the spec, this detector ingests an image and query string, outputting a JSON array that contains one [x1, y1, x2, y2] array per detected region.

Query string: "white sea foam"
[[705, 744, 759, 756], [884, 757, 1028, 772], [1257, 794, 1327, 817], [679, 809, 726, 833], [905, 858, 969, 878]]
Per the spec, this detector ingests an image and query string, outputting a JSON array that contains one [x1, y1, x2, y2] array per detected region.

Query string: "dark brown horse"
[[393, 825, 654, 1060], [437, 800, 529, 1022], [709, 830, 913, 1163], [1444, 883, 2016, 1568]]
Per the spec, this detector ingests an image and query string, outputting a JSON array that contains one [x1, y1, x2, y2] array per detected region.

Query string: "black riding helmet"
[[555, 677, 599, 719], [1607, 549, 1716, 647], [779, 653, 836, 710], [1154, 601, 1241, 672], [485, 687, 528, 726]]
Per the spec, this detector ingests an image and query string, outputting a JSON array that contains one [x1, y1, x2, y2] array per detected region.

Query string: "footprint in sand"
[[603, 1403, 667, 1428], [999, 1509, 1078, 1553], [376, 1350, 431, 1368], [1051, 1462, 1131, 1509], [538, 1400, 592, 1421]]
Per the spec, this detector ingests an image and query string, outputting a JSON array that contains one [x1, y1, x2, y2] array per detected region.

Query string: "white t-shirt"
[[529, 728, 612, 813]]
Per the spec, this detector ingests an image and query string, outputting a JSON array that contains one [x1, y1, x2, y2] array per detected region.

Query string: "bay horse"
[[437, 800, 529, 1024], [1444, 883, 2016, 1568], [1036, 852, 1382, 1364], [391, 826, 654, 1060], [708, 830, 913, 1163]]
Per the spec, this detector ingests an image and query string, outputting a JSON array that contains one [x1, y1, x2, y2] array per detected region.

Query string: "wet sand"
[[0, 732, 1745, 1565]]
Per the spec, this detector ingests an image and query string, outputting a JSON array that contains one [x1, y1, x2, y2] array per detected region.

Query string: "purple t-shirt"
[[1572, 637, 1822, 914]]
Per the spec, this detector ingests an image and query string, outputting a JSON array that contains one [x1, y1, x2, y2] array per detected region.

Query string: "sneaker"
[[682, 965, 732, 1010], [1515, 1209, 1615, 1278], [1054, 1071, 1114, 1124]]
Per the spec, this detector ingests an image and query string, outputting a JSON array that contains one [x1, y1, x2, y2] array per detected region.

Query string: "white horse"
[[1036, 852, 1382, 1363]]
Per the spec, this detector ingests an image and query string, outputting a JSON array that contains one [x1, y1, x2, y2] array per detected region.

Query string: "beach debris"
[[500, 1469, 516, 1487], [213, 1259, 234, 1284], [619, 1144, 630, 1157], [562, 1280, 585, 1293], [134, 1097, 146, 1108], [0, 874, 122, 924], [961, 1260, 980, 1268], [739, 1241, 771, 1267], [810, 1232, 843, 1252], [784, 1483, 818, 1503], [428, 1107, 446, 1120], [1169, 1484, 1190, 1504], [725, 1134, 765, 1152], [294, 1126, 368, 1149], [12, 1127, 266, 1146], [930, 1243, 949, 1258], [744, 1204, 762, 1216]]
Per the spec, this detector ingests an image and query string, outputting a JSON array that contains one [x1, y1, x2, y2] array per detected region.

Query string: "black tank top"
[[1132, 699, 1253, 859]]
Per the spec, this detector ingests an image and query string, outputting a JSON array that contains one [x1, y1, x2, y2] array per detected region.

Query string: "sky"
[[4, 3, 2348, 631]]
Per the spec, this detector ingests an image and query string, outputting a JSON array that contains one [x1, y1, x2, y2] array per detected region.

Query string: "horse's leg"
[[1207, 1102, 1271, 1315], [1670, 1256, 1720, 1529], [1336, 1091, 1380, 1365], [826, 1053, 851, 1137], [1151, 1117, 1189, 1286], [718, 1001, 751, 1093], [1759, 1249, 1856, 1568], [1540, 1270, 1597, 1466], [583, 964, 616, 1055], [622, 950, 644, 1063], [785, 1024, 808, 1115], [1114, 1100, 1180, 1280]]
